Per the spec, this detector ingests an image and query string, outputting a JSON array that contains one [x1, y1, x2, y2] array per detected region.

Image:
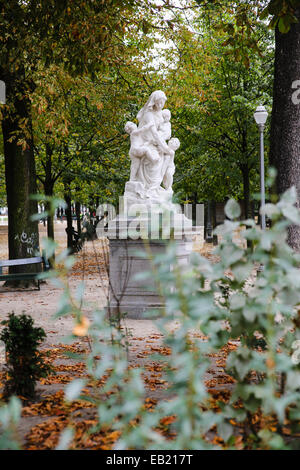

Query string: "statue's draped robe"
[[135, 109, 167, 197]]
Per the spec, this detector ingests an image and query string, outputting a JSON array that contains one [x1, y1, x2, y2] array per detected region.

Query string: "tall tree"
[[0, 0, 135, 270], [1, 68, 39, 265], [268, 4, 300, 250]]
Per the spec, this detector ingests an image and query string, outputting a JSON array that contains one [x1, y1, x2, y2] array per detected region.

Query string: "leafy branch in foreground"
[[41, 186, 300, 449], [0, 397, 22, 450]]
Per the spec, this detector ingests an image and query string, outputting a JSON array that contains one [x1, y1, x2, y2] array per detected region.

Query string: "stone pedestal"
[[106, 217, 193, 319]]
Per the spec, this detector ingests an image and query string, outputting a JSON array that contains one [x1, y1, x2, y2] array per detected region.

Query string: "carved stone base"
[[124, 181, 174, 210], [107, 237, 192, 319]]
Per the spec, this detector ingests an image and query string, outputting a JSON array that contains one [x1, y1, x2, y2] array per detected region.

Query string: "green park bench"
[[0, 255, 50, 290]]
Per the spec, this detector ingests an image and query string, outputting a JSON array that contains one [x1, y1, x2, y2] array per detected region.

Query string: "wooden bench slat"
[[0, 257, 43, 267], [0, 255, 49, 290]]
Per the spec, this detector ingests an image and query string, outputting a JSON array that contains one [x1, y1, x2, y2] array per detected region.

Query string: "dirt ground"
[[0, 222, 233, 449], [0, 222, 109, 349]]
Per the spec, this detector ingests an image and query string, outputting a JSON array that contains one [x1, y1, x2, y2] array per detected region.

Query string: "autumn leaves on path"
[[0, 238, 239, 449], [0, 328, 239, 450]]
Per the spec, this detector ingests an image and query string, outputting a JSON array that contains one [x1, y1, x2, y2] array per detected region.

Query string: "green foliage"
[[142, 186, 300, 449], [212, 189, 300, 447], [0, 1, 137, 78], [196, 0, 300, 34], [160, 5, 274, 207], [0, 396, 22, 450], [260, 0, 300, 33], [0, 313, 53, 399], [43, 185, 300, 449]]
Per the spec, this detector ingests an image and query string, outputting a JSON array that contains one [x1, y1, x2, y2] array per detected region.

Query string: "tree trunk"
[[1, 74, 40, 276], [45, 197, 54, 242], [64, 190, 73, 251], [44, 144, 55, 242], [75, 201, 81, 237], [269, 10, 300, 251]]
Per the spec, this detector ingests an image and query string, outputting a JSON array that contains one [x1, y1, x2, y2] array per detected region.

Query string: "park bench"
[[0, 255, 50, 290]]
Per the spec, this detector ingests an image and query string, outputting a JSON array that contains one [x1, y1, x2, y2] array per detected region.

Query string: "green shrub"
[[0, 313, 52, 399], [144, 187, 300, 449]]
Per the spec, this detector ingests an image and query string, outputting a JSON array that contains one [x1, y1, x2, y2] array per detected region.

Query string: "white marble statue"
[[124, 90, 180, 209], [124, 121, 162, 182]]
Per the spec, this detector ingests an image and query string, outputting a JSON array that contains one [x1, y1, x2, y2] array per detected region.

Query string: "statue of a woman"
[[124, 90, 179, 208]]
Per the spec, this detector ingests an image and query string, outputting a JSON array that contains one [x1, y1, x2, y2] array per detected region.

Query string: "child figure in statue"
[[124, 120, 169, 182], [158, 109, 172, 142], [163, 137, 180, 191]]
